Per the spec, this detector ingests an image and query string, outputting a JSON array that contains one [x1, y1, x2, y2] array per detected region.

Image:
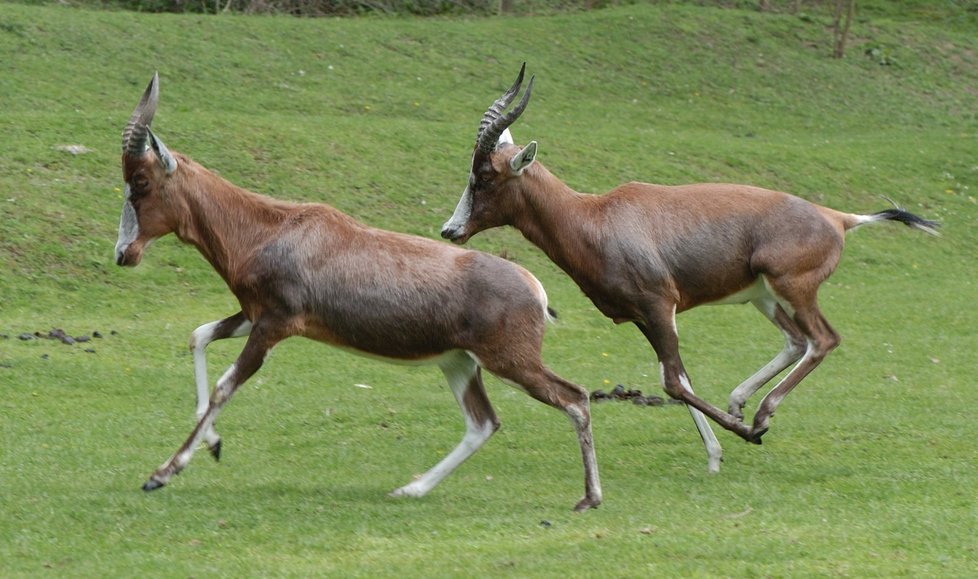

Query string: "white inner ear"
[[509, 141, 538, 175], [149, 130, 178, 175], [498, 128, 515, 146]]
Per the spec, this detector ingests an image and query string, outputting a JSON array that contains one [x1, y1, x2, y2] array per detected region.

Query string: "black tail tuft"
[[547, 306, 559, 320], [872, 208, 941, 236]]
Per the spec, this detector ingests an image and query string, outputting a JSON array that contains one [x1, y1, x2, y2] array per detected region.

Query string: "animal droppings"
[[9, 328, 115, 354], [590, 384, 676, 407]]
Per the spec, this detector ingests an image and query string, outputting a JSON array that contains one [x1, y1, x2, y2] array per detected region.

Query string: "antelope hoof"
[[208, 440, 222, 462], [707, 456, 722, 474], [142, 476, 166, 492], [573, 495, 601, 512], [389, 483, 424, 499], [747, 426, 768, 445]]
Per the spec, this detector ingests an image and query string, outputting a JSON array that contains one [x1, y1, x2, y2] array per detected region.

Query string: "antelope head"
[[441, 63, 538, 244], [115, 72, 180, 267]]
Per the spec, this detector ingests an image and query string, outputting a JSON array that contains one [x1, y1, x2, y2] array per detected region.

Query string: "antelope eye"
[[129, 177, 150, 196], [475, 166, 494, 184]]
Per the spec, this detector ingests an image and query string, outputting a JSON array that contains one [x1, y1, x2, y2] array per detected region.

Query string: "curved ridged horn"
[[122, 73, 160, 156], [475, 64, 535, 156]]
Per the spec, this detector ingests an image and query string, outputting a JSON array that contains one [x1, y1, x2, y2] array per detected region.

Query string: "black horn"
[[475, 64, 535, 155], [122, 73, 160, 156]]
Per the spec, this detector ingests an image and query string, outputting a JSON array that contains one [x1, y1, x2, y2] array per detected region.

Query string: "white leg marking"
[[728, 346, 803, 417], [679, 372, 723, 473], [661, 307, 723, 473], [190, 321, 221, 417], [727, 297, 805, 419], [762, 276, 796, 317], [152, 362, 239, 486], [189, 319, 252, 449], [213, 363, 238, 402], [391, 352, 495, 498], [756, 340, 815, 414]]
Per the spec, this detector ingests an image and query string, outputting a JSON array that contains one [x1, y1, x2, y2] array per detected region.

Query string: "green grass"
[[1, 2, 977, 576]]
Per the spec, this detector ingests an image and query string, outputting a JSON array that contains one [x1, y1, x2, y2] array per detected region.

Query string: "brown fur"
[[118, 103, 601, 510], [444, 139, 931, 448], [444, 65, 934, 466]]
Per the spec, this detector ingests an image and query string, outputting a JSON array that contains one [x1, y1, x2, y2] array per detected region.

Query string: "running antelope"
[[441, 64, 938, 470], [115, 73, 601, 511]]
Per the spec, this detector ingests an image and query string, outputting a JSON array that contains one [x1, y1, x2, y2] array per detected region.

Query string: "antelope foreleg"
[[684, 403, 723, 473], [674, 387, 755, 442], [143, 364, 236, 490], [145, 330, 271, 491], [659, 362, 748, 449], [189, 312, 252, 460], [636, 319, 726, 466]]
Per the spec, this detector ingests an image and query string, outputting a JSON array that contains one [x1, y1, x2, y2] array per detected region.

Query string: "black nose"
[[440, 225, 461, 240]]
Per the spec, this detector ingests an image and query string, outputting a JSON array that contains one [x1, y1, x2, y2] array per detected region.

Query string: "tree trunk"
[[832, 0, 856, 59]]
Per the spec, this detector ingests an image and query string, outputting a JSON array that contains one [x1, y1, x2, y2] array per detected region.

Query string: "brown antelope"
[[115, 73, 602, 511], [441, 64, 938, 470]]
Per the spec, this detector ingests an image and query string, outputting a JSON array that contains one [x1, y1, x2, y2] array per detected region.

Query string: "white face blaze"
[[441, 146, 478, 241], [441, 130, 517, 242], [114, 184, 139, 265], [443, 181, 473, 233]]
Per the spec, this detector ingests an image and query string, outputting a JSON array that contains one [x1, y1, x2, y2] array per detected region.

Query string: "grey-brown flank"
[[442, 64, 938, 470], [115, 73, 602, 511]]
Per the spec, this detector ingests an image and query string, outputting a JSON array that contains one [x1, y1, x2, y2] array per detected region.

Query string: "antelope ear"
[[148, 128, 178, 175], [509, 140, 537, 175]]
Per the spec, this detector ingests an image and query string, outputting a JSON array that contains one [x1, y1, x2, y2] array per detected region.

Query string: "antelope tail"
[[845, 200, 941, 236]]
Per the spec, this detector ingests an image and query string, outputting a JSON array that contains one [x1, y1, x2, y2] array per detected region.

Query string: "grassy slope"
[[1, 3, 976, 576]]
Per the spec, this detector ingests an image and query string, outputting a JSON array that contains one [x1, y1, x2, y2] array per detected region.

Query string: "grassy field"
[[1, 2, 976, 576]]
